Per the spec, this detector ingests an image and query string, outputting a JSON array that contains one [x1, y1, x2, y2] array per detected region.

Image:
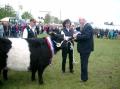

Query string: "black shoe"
[[70, 70, 74, 73], [62, 70, 65, 73], [80, 79, 87, 82]]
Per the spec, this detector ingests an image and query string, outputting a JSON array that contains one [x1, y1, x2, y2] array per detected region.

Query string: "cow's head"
[[49, 32, 64, 46], [50, 32, 74, 46]]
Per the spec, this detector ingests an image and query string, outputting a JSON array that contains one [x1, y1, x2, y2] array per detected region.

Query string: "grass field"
[[0, 36, 120, 89]]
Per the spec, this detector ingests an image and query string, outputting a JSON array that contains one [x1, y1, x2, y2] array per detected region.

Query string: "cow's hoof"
[[3, 77, 8, 81], [0, 81, 3, 85]]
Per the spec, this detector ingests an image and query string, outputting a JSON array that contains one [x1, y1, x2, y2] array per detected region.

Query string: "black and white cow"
[[0, 33, 65, 84]]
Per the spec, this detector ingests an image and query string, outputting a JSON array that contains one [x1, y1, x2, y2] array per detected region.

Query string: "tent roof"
[[0, 17, 10, 22]]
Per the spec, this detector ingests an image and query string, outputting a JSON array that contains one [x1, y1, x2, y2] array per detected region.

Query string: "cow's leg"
[[38, 65, 46, 84], [3, 67, 8, 80], [0, 80, 2, 85], [0, 69, 2, 85], [0, 69, 1, 76], [31, 68, 37, 81]]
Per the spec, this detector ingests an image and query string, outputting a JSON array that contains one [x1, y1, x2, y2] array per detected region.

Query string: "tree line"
[[0, 5, 61, 24]]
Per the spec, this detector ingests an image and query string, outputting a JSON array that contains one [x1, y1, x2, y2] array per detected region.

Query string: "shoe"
[[70, 70, 74, 73], [62, 70, 65, 73], [80, 79, 87, 82]]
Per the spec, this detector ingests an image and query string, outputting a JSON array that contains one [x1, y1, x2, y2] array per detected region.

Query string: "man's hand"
[[73, 32, 81, 39]]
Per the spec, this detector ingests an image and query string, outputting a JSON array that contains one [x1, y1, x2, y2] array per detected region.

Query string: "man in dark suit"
[[74, 18, 94, 82]]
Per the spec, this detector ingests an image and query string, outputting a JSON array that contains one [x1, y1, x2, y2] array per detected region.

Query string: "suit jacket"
[[76, 23, 94, 53]]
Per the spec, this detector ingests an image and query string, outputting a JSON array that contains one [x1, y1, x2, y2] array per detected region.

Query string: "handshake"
[[64, 31, 81, 41], [73, 31, 81, 39]]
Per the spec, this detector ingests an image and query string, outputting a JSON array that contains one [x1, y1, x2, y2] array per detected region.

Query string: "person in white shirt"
[[22, 19, 36, 38], [0, 22, 4, 38]]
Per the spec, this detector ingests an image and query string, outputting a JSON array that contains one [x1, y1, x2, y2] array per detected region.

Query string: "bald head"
[[79, 18, 86, 27]]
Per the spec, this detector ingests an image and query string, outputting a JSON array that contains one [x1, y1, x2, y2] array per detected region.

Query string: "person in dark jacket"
[[74, 18, 94, 82], [61, 19, 74, 73]]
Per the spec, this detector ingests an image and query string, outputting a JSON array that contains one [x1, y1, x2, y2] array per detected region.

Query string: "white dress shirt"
[[22, 25, 35, 38]]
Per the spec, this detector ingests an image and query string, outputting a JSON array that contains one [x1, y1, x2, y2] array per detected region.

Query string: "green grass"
[[0, 36, 120, 89]]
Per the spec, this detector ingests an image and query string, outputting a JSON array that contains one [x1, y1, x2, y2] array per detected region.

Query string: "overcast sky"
[[0, 0, 120, 24]]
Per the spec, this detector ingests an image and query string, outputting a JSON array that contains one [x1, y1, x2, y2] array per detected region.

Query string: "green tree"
[[44, 13, 51, 24], [21, 11, 33, 20], [44, 14, 62, 24], [0, 5, 16, 19], [54, 17, 59, 24], [50, 16, 60, 24]]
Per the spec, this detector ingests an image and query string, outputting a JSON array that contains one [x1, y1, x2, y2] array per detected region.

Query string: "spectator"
[[0, 22, 4, 38], [22, 19, 37, 38]]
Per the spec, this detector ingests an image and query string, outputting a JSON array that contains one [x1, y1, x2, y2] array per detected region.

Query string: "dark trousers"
[[80, 52, 91, 81], [62, 48, 73, 72]]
